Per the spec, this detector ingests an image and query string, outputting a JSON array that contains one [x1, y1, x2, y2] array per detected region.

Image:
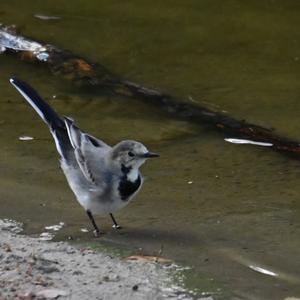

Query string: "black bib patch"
[[118, 165, 141, 201]]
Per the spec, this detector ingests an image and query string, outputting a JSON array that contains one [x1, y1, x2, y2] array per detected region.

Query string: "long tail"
[[10, 78, 72, 159]]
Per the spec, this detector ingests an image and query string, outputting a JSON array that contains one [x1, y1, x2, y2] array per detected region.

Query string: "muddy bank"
[[0, 220, 194, 300]]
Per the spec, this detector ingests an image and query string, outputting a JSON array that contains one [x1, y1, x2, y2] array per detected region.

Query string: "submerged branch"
[[1, 25, 300, 156]]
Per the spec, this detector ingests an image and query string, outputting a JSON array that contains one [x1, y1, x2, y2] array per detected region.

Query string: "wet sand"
[[0, 220, 193, 300]]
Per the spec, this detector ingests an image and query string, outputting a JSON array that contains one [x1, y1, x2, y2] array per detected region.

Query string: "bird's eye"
[[128, 151, 135, 157]]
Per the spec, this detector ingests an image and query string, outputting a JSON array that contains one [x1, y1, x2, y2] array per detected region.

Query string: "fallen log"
[[1, 25, 300, 156]]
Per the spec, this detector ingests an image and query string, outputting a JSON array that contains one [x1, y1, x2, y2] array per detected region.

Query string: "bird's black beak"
[[140, 152, 159, 158]]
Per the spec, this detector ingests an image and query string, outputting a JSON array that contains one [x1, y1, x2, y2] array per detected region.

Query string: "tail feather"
[[10, 78, 72, 159], [10, 78, 64, 129]]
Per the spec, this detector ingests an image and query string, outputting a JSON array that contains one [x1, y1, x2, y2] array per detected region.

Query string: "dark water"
[[1, 1, 300, 299]]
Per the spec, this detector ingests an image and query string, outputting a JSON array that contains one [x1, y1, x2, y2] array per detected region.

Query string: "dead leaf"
[[124, 255, 172, 264], [20, 51, 36, 61], [75, 59, 93, 72]]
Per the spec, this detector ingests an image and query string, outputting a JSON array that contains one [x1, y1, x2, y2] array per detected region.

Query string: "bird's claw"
[[93, 229, 102, 237], [112, 224, 122, 230]]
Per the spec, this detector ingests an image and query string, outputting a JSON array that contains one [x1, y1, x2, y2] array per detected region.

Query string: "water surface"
[[1, 1, 300, 299]]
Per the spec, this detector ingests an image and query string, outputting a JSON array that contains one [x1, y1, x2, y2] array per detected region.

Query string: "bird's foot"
[[112, 224, 122, 230], [93, 229, 102, 237]]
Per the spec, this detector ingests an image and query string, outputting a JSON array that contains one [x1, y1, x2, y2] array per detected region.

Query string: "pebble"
[[36, 288, 69, 298]]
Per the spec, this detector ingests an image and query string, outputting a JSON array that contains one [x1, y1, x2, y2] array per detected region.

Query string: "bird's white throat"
[[127, 167, 139, 182]]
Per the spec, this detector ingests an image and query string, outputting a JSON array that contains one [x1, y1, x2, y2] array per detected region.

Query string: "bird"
[[10, 78, 159, 236]]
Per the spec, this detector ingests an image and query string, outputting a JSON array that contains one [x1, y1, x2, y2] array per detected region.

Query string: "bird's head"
[[111, 140, 159, 170]]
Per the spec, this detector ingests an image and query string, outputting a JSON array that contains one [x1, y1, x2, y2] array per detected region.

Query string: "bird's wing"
[[64, 117, 111, 185]]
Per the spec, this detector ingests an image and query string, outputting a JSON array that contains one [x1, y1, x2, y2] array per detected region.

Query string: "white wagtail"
[[10, 78, 159, 236]]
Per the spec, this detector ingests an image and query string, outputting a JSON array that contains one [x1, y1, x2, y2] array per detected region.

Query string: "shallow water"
[[1, 1, 300, 299]]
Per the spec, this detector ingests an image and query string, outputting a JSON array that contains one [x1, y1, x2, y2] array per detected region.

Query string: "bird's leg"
[[110, 213, 122, 230], [86, 210, 101, 237]]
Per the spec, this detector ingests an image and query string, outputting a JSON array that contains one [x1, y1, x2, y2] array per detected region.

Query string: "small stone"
[[73, 270, 83, 276], [21, 291, 35, 300], [40, 265, 59, 273], [3, 243, 12, 252], [36, 288, 69, 298]]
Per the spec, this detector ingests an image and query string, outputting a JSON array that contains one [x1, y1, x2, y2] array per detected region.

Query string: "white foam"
[[225, 138, 273, 147]]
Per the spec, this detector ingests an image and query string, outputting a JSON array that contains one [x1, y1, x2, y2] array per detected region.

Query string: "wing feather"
[[64, 117, 111, 185]]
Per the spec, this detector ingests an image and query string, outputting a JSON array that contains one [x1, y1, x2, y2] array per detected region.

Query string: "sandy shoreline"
[[0, 219, 194, 300]]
